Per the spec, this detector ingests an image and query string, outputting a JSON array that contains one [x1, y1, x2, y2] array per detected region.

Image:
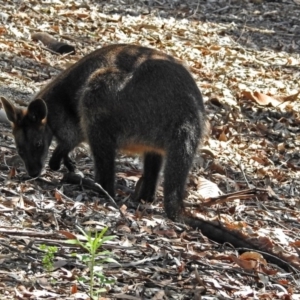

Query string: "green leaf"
[[95, 250, 112, 256], [101, 235, 117, 243], [101, 257, 121, 265], [66, 239, 81, 245]]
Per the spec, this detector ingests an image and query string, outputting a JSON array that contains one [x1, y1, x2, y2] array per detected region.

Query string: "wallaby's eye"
[[35, 141, 43, 149], [30, 115, 36, 122]]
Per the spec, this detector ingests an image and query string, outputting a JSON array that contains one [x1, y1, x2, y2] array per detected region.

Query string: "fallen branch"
[[202, 188, 267, 207]]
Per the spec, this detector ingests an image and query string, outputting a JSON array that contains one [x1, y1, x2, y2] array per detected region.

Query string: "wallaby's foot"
[[133, 176, 155, 202]]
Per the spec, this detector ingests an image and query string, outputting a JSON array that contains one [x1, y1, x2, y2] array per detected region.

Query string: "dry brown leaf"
[[286, 161, 300, 171], [116, 224, 131, 233], [260, 265, 278, 276], [277, 91, 300, 102], [251, 156, 268, 166], [218, 130, 227, 141], [277, 279, 289, 285], [230, 254, 259, 270], [54, 190, 62, 202], [239, 251, 267, 266], [0, 27, 6, 35], [58, 230, 77, 240], [71, 283, 77, 294], [225, 220, 248, 231], [153, 228, 177, 238], [241, 91, 282, 106], [290, 241, 300, 247]]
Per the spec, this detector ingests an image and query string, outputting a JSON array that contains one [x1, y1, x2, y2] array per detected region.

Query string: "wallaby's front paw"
[[49, 156, 61, 171]]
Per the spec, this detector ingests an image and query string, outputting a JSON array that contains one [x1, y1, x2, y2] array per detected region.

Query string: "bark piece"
[[31, 32, 75, 54]]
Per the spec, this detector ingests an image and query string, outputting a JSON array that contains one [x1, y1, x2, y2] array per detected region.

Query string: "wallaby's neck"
[[36, 54, 105, 106]]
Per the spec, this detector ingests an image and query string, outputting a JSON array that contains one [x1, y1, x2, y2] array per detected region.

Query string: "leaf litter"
[[1, 0, 300, 299]]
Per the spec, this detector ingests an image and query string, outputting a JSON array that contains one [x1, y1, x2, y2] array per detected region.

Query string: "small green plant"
[[40, 244, 58, 272], [67, 226, 119, 299]]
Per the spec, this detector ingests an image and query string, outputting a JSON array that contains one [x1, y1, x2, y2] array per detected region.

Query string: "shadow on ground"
[[94, 0, 300, 54]]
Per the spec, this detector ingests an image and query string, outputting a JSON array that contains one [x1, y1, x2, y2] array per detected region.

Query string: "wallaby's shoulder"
[[95, 43, 175, 59]]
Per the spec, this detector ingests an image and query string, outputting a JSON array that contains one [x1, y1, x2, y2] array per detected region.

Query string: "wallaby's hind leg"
[[163, 134, 199, 221], [135, 152, 163, 202]]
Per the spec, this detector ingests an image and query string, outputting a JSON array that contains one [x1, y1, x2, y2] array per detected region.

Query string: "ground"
[[1, 0, 300, 299]]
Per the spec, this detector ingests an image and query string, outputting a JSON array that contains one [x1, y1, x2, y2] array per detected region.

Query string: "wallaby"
[[2, 44, 205, 222]]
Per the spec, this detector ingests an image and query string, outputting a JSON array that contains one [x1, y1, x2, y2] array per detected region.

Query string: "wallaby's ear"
[[1, 97, 17, 124], [27, 99, 47, 123]]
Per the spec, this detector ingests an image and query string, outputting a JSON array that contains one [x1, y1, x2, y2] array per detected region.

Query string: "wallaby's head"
[[1, 97, 51, 177]]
